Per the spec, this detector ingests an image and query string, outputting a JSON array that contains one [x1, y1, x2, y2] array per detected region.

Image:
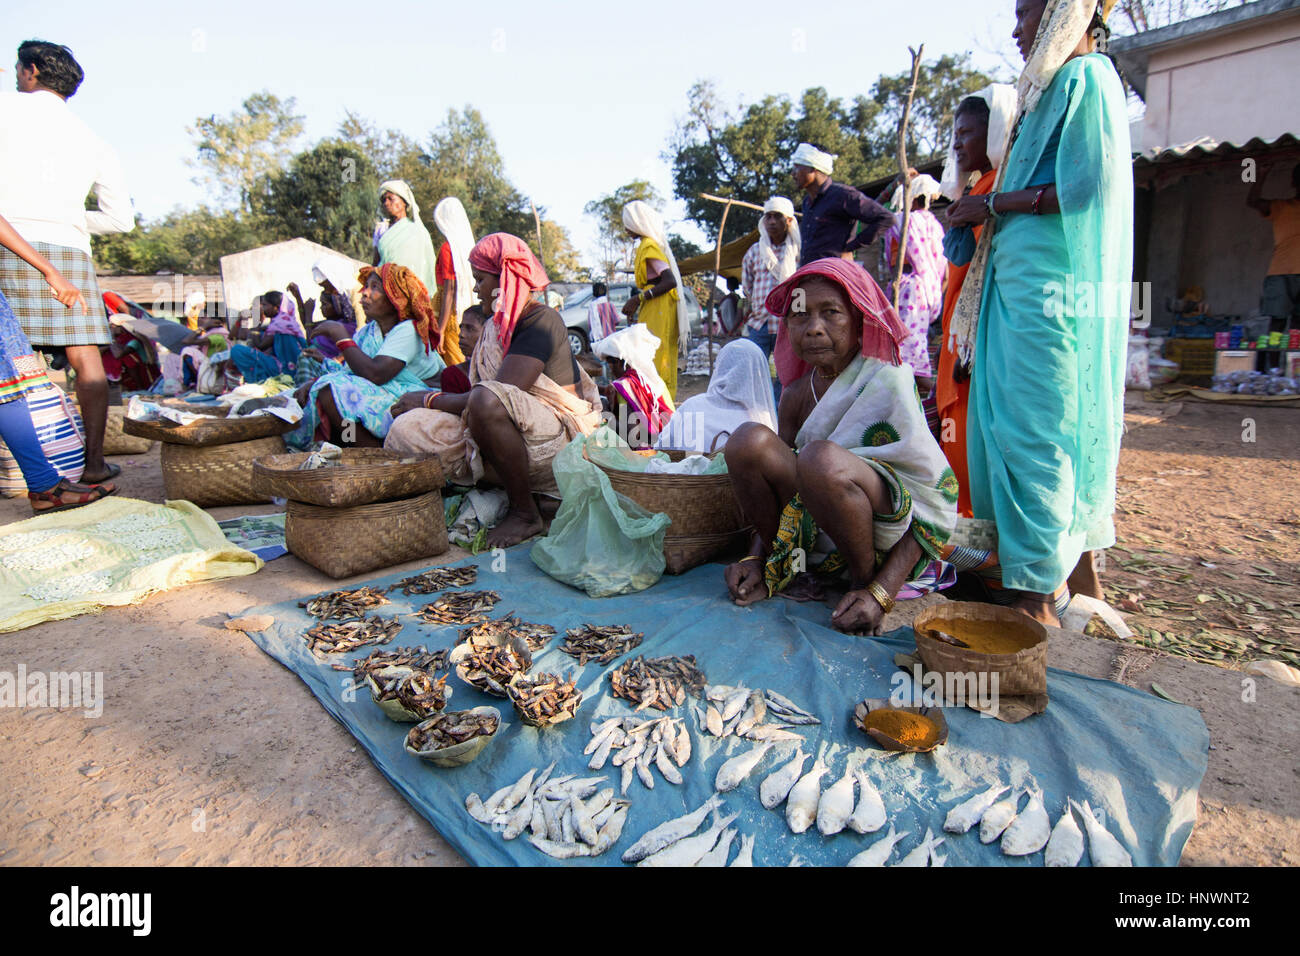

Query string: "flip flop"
[[29, 480, 118, 514], [80, 462, 122, 483]]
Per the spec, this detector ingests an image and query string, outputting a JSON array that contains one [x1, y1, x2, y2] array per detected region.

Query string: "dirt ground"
[[0, 391, 1296, 866]]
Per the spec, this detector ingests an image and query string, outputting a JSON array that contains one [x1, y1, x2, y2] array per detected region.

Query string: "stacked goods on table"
[[255, 447, 448, 578], [123, 397, 297, 506]]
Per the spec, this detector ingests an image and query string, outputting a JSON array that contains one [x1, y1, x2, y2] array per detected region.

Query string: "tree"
[[869, 54, 994, 162], [188, 91, 305, 212], [1111, 0, 1247, 34], [257, 140, 379, 260], [538, 218, 583, 281], [583, 179, 662, 281], [92, 207, 261, 275]]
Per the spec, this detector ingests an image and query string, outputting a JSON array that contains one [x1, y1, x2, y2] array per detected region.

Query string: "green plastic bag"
[[530, 430, 670, 597]]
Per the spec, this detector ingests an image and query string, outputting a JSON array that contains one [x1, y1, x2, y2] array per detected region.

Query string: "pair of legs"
[[725, 423, 894, 630], [466, 386, 545, 548], [63, 344, 114, 483], [1009, 551, 1101, 628], [315, 386, 384, 448]]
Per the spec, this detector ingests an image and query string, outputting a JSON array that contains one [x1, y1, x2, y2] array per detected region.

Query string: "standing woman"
[[431, 196, 476, 367], [374, 181, 439, 304], [881, 174, 946, 385], [946, 0, 1132, 625], [936, 84, 1017, 516], [620, 201, 689, 402]]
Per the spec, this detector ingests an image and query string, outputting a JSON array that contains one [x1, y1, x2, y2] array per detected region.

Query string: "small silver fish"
[[846, 768, 887, 834], [1044, 804, 1085, 867], [500, 768, 537, 814], [465, 792, 491, 823], [721, 686, 750, 722], [847, 824, 909, 867], [672, 719, 691, 766], [760, 748, 808, 809], [734, 691, 766, 737], [979, 790, 1023, 844], [1075, 799, 1133, 867], [622, 794, 723, 863], [715, 742, 773, 792], [785, 759, 828, 834], [637, 811, 739, 867], [895, 827, 944, 867], [571, 794, 599, 846], [730, 833, 755, 867], [620, 757, 635, 796], [529, 836, 594, 858], [588, 732, 618, 770], [706, 704, 724, 737], [695, 827, 738, 867], [944, 785, 1010, 834], [655, 741, 683, 785], [744, 724, 804, 742], [502, 790, 533, 840], [816, 764, 857, 836], [1001, 790, 1051, 856], [706, 684, 735, 703]]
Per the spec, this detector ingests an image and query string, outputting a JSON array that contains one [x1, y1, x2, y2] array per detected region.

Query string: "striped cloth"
[[0, 242, 109, 346], [0, 381, 86, 496]]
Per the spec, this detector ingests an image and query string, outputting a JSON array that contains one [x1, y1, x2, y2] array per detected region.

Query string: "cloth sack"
[[0, 383, 86, 497]]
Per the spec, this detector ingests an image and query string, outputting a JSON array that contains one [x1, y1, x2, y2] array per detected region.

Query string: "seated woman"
[[177, 313, 230, 393], [723, 258, 958, 635], [286, 264, 445, 449], [291, 270, 363, 385], [229, 291, 306, 383], [384, 233, 602, 548], [592, 323, 674, 447], [436, 303, 484, 394], [656, 337, 776, 452]]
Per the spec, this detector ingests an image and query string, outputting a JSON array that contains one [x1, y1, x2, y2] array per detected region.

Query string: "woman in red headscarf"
[[722, 258, 958, 635], [385, 233, 602, 547]]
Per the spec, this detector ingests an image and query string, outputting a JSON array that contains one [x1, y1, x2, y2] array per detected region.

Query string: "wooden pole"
[[701, 193, 801, 217], [892, 44, 924, 313], [708, 199, 734, 375], [530, 199, 545, 269]]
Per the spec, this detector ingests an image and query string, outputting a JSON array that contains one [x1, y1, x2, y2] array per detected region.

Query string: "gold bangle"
[[738, 555, 763, 564], [866, 581, 895, 614]]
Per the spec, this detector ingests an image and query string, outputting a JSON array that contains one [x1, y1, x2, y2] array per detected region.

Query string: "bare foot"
[[1011, 594, 1061, 628], [81, 461, 122, 483], [486, 509, 544, 549]]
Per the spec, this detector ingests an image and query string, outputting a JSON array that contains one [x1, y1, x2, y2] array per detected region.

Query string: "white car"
[[560, 283, 704, 355]]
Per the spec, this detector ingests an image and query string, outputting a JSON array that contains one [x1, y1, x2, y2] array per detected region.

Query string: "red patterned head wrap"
[[359, 263, 437, 354], [765, 258, 907, 366], [467, 233, 550, 349]]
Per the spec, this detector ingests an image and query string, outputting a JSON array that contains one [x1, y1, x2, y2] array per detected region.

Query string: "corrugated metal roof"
[[1134, 132, 1300, 166]]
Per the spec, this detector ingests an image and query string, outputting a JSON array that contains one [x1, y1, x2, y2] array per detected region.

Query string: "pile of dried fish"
[[465, 763, 630, 858], [698, 685, 819, 742], [414, 589, 501, 626], [387, 565, 478, 595], [586, 715, 691, 794], [369, 667, 450, 719], [455, 642, 530, 696], [560, 624, 644, 665], [507, 672, 583, 727], [459, 614, 556, 653], [300, 586, 390, 620], [941, 785, 1127, 866], [757, 745, 891, 843], [608, 654, 707, 711], [622, 795, 756, 867], [409, 709, 498, 752], [303, 616, 402, 657], [333, 645, 449, 680]]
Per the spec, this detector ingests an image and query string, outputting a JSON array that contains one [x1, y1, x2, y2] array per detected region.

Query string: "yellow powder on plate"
[[861, 709, 939, 748]]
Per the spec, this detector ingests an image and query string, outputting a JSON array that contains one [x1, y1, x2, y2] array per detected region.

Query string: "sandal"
[[29, 478, 118, 514]]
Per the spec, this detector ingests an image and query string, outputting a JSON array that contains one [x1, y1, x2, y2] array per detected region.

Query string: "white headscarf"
[[183, 289, 206, 317], [312, 257, 359, 295], [621, 200, 691, 354], [791, 143, 835, 175], [378, 180, 426, 228], [939, 83, 1019, 201], [654, 338, 777, 452], [888, 173, 943, 211], [757, 197, 800, 281], [593, 323, 673, 408], [433, 196, 477, 316]]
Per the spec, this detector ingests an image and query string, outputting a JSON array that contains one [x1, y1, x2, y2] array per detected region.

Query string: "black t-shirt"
[[506, 304, 579, 386]]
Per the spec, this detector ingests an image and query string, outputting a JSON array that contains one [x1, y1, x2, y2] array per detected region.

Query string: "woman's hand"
[[725, 557, 766, 606], [621, 295, 641, 318], [389, 391, 430, 418], [43, 269, 88, 313], [945, 195, 990, 229], [831, 585, 888, 635], [314, 320, 348, 343], [300, 346, 324, 362], [294, 381, 314, 408]]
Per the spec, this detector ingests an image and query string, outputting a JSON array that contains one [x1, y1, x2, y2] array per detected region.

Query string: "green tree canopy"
[[187, 91, 305, 212], [583, 179, 662, 281], [255, 139, 379, 261]]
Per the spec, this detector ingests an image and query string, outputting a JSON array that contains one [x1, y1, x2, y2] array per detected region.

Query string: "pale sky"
[[4, 0, 1021, 267]]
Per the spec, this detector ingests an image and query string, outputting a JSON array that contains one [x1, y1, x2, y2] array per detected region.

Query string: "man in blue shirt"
[[792, 142, 892, 266]]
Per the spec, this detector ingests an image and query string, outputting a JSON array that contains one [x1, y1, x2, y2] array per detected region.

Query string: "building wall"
[[1140, 15, 1300, 150], [1141, 164, 1283, 326]]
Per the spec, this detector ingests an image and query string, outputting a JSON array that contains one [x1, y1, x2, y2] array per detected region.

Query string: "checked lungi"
[[0, 242, 110, 346]]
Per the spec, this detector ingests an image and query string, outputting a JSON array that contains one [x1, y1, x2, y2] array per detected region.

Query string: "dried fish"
[[460, 614, 556, 653], [1044, 805, 1085, 867], [944, 785, 1009, 834], [560, 623, 644, 665], [894, 828, 945, 867], [815, 765, 857, 836], [730, 833, 756, 867], [699, 684, 818, 740], [406, 709, 497, 752], [715, 742, 773, 792], [1074, 799, 1132, 867], [759, 748, 808, 809], [695, 827, 737, 867], [785, 759, 828, 834], [368, 666, 450, 720], [979, 790, 1023, 844], [638, 810, 739, 867], [454, 641, 530, 696], [414, 589, 501, 627], [335, 645, 449, 680], [469, 763, 628, 858], [303, 615, 402, 657], [847, 824, 909, 867], [507, 672, 583, 727], [300, 586, 390, 620], [622, 794, 722, 863], [387, 564, 478, 595], [608, 654, 707, 711], [1001, 790, 1051, 856], [847, 768, 886, 834]]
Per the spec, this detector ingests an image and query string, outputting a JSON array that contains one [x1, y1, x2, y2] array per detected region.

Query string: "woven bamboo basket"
[[253, 448, 445, 507], [285, 489, 449, 579], [583, 445, 747, 574], [161, 435, 286, 507], [912, 602, 1048, 698], [124, 403, 294, 447], [101, 406, 154, 455]]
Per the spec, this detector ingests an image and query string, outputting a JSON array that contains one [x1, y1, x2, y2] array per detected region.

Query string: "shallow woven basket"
[[161, 435, 286, 507], [912, 602, 1048, 698], [103, 406, 154, 455], [584, 446, 747, 573], [123, 404, 294, 447], [253, 448, 445, 508], [285, 489, 449, 579]]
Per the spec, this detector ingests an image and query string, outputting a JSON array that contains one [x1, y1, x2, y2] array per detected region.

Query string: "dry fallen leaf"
[[225, 614, 274, 632]]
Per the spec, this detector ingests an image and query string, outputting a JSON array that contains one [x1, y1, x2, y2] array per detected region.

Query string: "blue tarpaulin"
[[241, 549, 1208, 866]]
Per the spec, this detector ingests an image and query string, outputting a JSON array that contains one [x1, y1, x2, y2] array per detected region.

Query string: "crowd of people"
[[1, 0, 1142, 633]]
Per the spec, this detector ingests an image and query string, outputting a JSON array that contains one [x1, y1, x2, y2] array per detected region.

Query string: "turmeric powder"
[[929, 618, 1037, 655], [861, 709, 939, 748]]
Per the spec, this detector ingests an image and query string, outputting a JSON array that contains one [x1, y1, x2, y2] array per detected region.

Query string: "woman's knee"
[[725, 421, 779, 464]]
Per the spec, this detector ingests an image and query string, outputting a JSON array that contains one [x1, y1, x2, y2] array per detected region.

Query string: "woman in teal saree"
[[373, 180, 439, 298], [944, 0, 1132, 625]]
